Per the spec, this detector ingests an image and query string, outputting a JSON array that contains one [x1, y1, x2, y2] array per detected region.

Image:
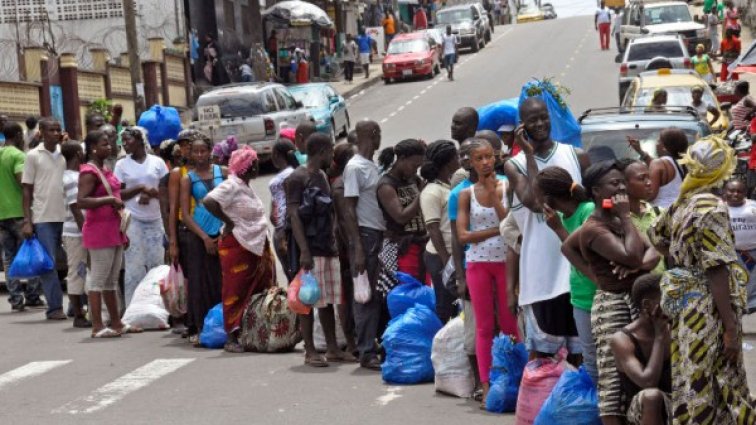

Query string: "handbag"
[[89, 163, 131, 233], [242, 287, 302, 353]]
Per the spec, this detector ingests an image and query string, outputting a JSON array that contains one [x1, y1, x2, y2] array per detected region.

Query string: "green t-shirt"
[[703, 0, 714, 13], [631, 202, 666, 275], [560, 201, 597, 312], [0, 146, 26, 220]]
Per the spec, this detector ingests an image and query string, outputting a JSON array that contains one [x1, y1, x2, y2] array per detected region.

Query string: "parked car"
[[191, 82, 309, 160], [517, 1, 545, 23], [471, 2, 493, 42], [579, 106, 709, 162], [417, 28, 444, 47], [436, 4, 487, 52], [617, 34, 691, 101], [619, 0, 709, 54], [382, 33, 441, 84], [621, 69, 730, 131], [288, 83, 350, 143]]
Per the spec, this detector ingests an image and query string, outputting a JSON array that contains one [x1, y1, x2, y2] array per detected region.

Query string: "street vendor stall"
[[263, 0, 335, 82]]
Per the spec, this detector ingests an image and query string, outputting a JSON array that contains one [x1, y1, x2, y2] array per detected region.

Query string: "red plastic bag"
[[160, 264, 187, 317], [515, 349, 573, 425], [287, 270, 312, 315]]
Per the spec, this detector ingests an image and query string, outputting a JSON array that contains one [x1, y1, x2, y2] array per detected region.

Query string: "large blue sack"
[[199, 303, 227, 349], [477, 98, 520, 134], [382, 304, 443, 384], [534, 366, 601, 425], [387, 272, 435, 319], [518, 79, 582, 148], [485, 334, 529, 413], [7, 236, 54, 279], [137, 105, 182, 147]]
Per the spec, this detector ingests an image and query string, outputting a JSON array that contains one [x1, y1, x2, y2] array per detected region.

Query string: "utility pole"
[[124, 0, 145, 117]]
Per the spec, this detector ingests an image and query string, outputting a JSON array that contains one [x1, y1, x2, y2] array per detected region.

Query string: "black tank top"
[[618, 328, 672, 402]]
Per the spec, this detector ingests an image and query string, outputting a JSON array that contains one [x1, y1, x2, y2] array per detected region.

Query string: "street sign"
[[198, 105, 221, 128]]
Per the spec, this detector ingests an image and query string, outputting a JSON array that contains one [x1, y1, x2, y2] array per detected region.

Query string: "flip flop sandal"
[[118, 324, 144, 335], [327, 351, 359, 363], [92, 328, 121, 338], [305, 354, 329, 367], [224, 341, 245, 353]]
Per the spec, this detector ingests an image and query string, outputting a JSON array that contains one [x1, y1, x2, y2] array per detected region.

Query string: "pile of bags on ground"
[[122, 264, 185, 331]]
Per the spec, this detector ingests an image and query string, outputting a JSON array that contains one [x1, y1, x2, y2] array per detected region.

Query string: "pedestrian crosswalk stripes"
[[0, 360, 72, 391], [51, 358, 195, 414]]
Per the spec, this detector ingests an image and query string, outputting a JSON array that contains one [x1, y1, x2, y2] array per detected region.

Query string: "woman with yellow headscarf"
[[649, 135, 755, 424]]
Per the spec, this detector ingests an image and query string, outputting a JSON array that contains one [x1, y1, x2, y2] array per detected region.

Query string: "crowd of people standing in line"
[[1, 93, 756, 423]]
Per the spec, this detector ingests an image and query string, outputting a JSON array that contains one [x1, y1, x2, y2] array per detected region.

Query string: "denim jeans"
[[0, 218, 41, 305], [574, 306, 598, 386], [351, 227, 383, 362], [124, 218, 165, 307], [34, 222, 64, 315]]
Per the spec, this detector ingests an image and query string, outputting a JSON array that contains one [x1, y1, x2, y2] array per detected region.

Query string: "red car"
[[382, 33, 441, 84]]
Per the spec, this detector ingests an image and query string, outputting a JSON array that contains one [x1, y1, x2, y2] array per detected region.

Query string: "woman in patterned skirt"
[[648, 136, 755, 425]]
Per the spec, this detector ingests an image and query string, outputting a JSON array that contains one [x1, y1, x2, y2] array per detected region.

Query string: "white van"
[[619, 0, 708, 54]]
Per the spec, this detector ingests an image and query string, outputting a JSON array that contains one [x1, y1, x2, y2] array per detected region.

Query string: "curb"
[[340, 74, 384, 99]]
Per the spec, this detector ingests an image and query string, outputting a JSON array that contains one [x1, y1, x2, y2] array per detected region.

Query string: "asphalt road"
[[2, 14, 755, 425]]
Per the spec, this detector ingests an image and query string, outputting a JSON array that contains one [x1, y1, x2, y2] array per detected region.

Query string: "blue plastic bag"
[[382, 304, 443, 384], [485, 334, 529, 413], [199, 303, 227, 349], [137, 105, 182, 147], [298, 271, 321, 305], [7, 236, 54, 279], [477, 98, 520, 134], [534, 366, 601, 425], [518, 79, 582, 148], [387, 272, 436, 318]]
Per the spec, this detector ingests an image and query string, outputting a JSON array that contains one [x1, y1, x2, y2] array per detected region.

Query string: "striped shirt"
[[62, 170, 81, 237], [731, 96, 753, 130]]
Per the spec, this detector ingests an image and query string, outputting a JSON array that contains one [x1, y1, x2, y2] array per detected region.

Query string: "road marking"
[[380, 118, 388, 123], [405, 100, 412, 106], [420, 89, 427, 94], [0, 360, 71, 391], [397, 105, 405, 112], [54, 358, 194, 414], [413, 95, 420, 100], [389, 112, 397, 117], [375, 386, 403, 406]]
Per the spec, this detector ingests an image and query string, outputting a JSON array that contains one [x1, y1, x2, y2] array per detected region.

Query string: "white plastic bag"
[[431, 316, 474, 398], [313, 308, 347, 352], [354, 272, 371, 304], [122, 265, 170, 330]]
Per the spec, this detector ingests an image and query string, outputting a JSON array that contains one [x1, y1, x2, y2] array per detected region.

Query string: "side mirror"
[[640, 27, 650, 34], [295, 100, 304, 109], [329, 96, 340, 105], [615, 54, 622, 64]]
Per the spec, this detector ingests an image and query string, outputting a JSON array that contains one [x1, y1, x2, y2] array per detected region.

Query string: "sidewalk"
[[328, 62, 384, 98]]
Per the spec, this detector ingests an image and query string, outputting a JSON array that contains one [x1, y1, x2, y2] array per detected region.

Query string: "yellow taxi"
[[621, 69, 729, 131], [517, 3, 545, 23]]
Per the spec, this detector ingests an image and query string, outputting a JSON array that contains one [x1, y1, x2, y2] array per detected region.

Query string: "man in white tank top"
[[503, 98, 591, 358]]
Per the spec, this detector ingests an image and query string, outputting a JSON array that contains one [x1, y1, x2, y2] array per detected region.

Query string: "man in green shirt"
[[0, 122, 42, 310]]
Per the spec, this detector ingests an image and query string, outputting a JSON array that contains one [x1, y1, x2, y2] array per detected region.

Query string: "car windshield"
[[627, 41, 685, 61], [582, 126, 701, 162], [388, 39, 429, 54], [636, 86, 718, 108], [290, 88, 328, 109], [196, 92, 265, 118], [644, 5, 692, 25], [437, 9, 472, 24]]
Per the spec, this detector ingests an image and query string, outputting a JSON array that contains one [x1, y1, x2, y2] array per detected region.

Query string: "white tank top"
[[651, 156, 684, 209], [467, 182, 508, 263], [509, 143, 580, 306]]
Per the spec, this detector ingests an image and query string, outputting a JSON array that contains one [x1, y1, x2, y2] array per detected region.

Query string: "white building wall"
[[0, 0, 180, 81]]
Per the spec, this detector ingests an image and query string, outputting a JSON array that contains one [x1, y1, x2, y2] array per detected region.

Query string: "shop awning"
[[262, 0, 334, 27], [731, 40, 756, 74]]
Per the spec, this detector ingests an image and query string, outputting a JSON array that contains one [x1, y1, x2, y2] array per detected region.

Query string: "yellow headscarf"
[[678, 134, 735, 196]]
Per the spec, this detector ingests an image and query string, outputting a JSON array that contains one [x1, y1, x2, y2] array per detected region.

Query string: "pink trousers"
[[466, 261, 520, 383]]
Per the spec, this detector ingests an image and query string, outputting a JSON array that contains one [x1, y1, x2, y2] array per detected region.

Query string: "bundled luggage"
[[382, 304, 442, 384]]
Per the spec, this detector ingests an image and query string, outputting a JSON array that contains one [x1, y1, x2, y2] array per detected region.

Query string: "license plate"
[[402, 69, 412, 76]]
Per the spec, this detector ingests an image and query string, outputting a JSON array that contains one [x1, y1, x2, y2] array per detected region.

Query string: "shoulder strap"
[[88, 163, 114, 197]]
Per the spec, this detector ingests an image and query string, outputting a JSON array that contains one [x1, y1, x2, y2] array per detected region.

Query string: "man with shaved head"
[[341, 119, 385, 371], [502, 97, 591, 363], [450, 107, 478, 145]]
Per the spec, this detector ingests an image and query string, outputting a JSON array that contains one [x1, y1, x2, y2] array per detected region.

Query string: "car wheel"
[[329, 122, 337, 144], [485, 30, 492, 42], [342, 112, 350, 137], [384, 78, 391, 84], [471, 37, 480, 52], [434, 63, 440, 75]]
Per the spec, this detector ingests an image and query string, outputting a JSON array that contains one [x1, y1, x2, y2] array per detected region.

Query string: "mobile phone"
[[602, 198, 614, 209]]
